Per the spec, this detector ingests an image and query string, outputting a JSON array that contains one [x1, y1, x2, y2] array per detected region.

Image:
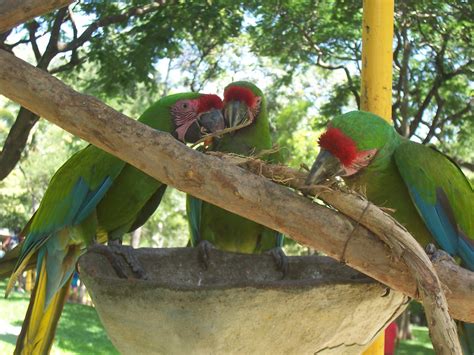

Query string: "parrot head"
[[223, 81, 264, 129], [305, 111, 394, 185], [170, 93, 225, 143], [140, 93, 225, 143]]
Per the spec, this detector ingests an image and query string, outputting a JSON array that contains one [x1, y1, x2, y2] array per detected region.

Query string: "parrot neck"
[[364, 128, 402, 172]]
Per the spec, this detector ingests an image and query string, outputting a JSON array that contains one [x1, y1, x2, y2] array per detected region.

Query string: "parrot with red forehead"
[[186, 81, 286, 270], [305, 110, 473, 354], [7, 92, 225, 354]]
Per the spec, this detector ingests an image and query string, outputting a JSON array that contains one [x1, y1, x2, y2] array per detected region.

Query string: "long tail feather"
[[14, 258, 72, 355], [0, 245, 37, 280]]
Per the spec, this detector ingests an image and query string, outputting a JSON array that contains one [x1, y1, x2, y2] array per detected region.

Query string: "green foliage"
[[69, 1, 245, 96], [273, 100, 322, 167]]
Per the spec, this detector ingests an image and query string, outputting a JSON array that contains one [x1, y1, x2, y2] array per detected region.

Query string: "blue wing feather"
[[186, 195, 202, 247], [74, 177, 114, 224], [394, 142, 474, 271], [409, 188, 458, 255]]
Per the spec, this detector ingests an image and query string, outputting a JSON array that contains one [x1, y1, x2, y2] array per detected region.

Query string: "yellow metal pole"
[[360, 0, 394, 123], [360, 0, 394, 353]]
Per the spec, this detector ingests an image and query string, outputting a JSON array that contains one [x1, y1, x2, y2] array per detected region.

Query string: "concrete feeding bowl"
[[79, 247, 407, 354]]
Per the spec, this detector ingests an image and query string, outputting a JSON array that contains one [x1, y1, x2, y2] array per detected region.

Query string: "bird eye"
[[182, 102, 188, 109]]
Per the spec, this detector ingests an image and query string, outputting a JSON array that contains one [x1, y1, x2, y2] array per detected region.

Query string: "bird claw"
[[88, 243, 129, 279], [266, 247, 289, 278], [108, 241, 149, 280], [425, 243, 456, 265], [89, 242, 149, 280], [197, 240, 215, 270]]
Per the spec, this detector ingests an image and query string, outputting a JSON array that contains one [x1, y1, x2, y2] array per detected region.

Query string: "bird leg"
[[108, 240, 149, 280], [425, 243, 457, 265], [88, 243, 129, 279], [266, 247, 289, 278], [197, 240, 215, 270]]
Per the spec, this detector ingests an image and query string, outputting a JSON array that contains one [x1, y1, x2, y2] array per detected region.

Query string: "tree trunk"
[[397, 309, 412, 340], [0, 107, 39, 180]]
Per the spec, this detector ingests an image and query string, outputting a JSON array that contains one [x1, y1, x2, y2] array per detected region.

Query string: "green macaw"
[[7, 92, 225, 354], [186, 82, 285, 269], [305, 110, 474, 354]]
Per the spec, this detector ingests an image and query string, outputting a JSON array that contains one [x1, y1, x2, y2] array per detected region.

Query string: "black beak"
[[198, 108, 225, 134], [305, 149, 344, 185], [224, 100, 251, 128], [184, 108, 225, 143]]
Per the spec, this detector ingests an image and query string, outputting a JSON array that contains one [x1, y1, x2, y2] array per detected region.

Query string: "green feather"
[[9, 92, 210, 354], [187, 82, 282, 253]]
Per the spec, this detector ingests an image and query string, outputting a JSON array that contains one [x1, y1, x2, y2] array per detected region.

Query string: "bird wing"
[[9, 145, 126, 288], [394, 141, 473, 270]]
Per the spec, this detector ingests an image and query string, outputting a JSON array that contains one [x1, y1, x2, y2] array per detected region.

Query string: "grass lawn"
[[396, 326, 434, 355], [1, 280, 435, 354], [0, 281, 118, 354]]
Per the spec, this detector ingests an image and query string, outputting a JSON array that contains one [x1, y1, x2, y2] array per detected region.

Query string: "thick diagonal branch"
[[0, 0, 74, 33], [0, 50, 472, 332]]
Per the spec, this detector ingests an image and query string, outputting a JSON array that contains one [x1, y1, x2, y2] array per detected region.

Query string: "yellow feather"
[[14, 258, 72, 355]]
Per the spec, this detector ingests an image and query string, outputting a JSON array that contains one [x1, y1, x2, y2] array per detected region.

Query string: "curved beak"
[[197, 108, 225, 134], [224, 100, 252, 128], [305, 149, 344, 185], [183, 108, 225, 143]]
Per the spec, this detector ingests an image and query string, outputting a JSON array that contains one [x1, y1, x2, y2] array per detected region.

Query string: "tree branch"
[[422, 91, 444, 144], [281, 11, 361, 108], [315, 58, 361, 108], [397, 26, 412, 137], [37, 7, 68, 69], [58, 1, 168, 53], [408, 28, 472, 138], [0, 50, 472, 331], [27, 21, 42, 63], [0, 107, 40, 180], [455, 159, 474, 172], [49, 55, 85, 74], [0, 0, 73, 33]]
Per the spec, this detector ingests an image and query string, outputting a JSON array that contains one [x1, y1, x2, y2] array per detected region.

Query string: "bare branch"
[[37, 7, 68, 69], [49, 55, 85, 74], [422, 92, 444, 144], [27, 21, 42, 63], [398, 26, 412, 137]]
